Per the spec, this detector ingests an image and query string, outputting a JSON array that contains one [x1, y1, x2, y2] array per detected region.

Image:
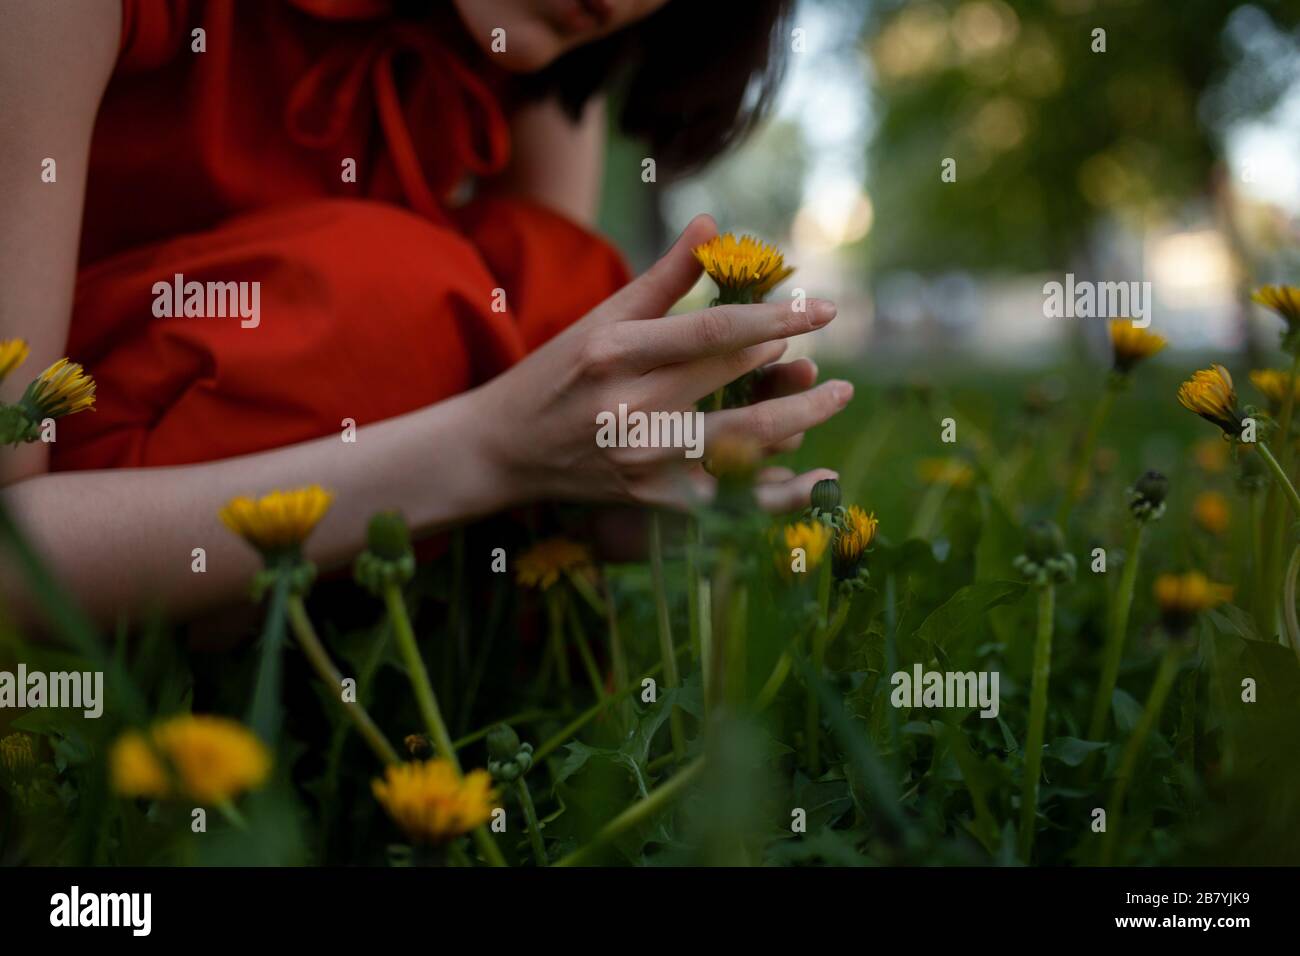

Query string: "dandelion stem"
[[685, 516, 702, 664], [286, 594, 400, 766], [563, 589, 607, 702], [1057, 384, 1117, 528], [603, 576, 633, 730], [1018, 582, 1055, 862], [649, 512, 686, 762], [215, 799, 248, 831], [383, 583, 457, 767], [544, 588, 572, 698], [515, 777, 549, 866], [807, 560, 834, 775], [1088, 521, 1145, 743], [1284, 544, 1300, 660], [553, 757, 704, 867], [1100, 642, 1184, 865], [1256, 441, 1300, 522], [380, 581, 508, 868]]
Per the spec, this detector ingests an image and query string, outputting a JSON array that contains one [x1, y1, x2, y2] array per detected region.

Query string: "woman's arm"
[[0, 0, 121, 484], [2, 390, 512, 622], [491, 95, 607, 226]]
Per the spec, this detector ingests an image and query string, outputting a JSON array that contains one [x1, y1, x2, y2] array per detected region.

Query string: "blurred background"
[[598, 0, 1300, 373]]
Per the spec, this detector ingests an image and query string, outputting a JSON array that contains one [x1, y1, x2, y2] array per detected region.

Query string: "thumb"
[[599, 214, 718, 322]]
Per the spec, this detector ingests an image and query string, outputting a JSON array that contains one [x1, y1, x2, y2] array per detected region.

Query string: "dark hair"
[[530, 0, 794, 177]]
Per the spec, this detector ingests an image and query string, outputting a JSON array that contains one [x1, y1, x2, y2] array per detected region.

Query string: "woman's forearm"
[[1, 388, 509, 624]]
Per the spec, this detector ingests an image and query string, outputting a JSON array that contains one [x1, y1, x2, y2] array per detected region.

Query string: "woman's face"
[[451, 0, 672, 71]]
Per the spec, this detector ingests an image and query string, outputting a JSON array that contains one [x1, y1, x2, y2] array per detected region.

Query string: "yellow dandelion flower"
[[0, 339, 30, 384], [1192, 491, 1229, 535], [1252, 285, 1300, 329], [1108, 320, 1166, 373], [916, 457, 975, 489], [110, 715, 271, 804], [1154, 571, 1232, 634], [842, 505, 879, 549], [219, 485, 333, 557], [778, 521, 832, 575], [1177, 364, 1242, 435], [1249, 368, 1300, 408], [516, 537, 592, 590], [22, 358, 96, 419], [693, 233, 794, 302], [1192, 437, 1228, 473], [371, 759, 496, 845], [833, 509, 877, 579]]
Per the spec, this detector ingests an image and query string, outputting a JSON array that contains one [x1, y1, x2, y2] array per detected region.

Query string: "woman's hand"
[[474, 214, 852, 513]]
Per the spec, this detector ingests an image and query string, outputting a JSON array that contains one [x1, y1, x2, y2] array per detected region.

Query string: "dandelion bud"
[[1129, 470, 1169, 521], [367, 510, 412, 562], [810, 478, 841, 513], [486, 723, 521, 763], [1024, 520, 1066, 563]]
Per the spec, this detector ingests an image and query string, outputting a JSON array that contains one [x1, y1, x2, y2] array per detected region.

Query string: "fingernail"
[[829, 380, 854, 403], [805, 357, 820, 376], [810, 300, 837, 326]]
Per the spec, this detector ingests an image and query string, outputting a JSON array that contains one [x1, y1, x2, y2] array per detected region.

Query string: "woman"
[[0, 0, 851, 623]]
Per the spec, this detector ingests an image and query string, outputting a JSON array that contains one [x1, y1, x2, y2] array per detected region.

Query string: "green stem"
[[564, 589, 607, 701], [1284, 544, 1300, 661], [1057, 385, 1116, 528], [1088, 521, 1146, 742], [1018, 583, 1056, 862], [286, 595, 400, 766], [603, 577, 632, 730], [553, 757, 704, 867], [724, 580, 749, 710], [649, 512, 685, 762], [545, 588, 572, 698], [383, 582, 457, 767], [215, 800, 248, 831], [908, 481, 950, 539], [1100, 643, 1184, 865], [707, 546, 737, 715], [381, 581, 507, 868], [685, 516, 702, 663], [807, 561, 834, 775], [1257, 441, 1300, 521], [515, 778, 548, 866]]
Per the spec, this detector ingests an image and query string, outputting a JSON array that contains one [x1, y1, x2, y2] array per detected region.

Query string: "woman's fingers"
[[754, 357, 818, 400], [648, 339, 788, 406], [621, 298, 836, 369], [754, 468, 840, 513], [706, 379, 853, 451], [593, 213, 718, 323]]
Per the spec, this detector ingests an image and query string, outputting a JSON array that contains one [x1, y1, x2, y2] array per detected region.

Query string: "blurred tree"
[[863, 0, 1300, 274]]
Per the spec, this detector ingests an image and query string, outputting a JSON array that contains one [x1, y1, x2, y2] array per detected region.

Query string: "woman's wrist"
[[424, 381, 531, 523]]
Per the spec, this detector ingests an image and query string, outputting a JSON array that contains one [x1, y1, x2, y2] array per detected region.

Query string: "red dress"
[[54, 0, 629, 471]]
